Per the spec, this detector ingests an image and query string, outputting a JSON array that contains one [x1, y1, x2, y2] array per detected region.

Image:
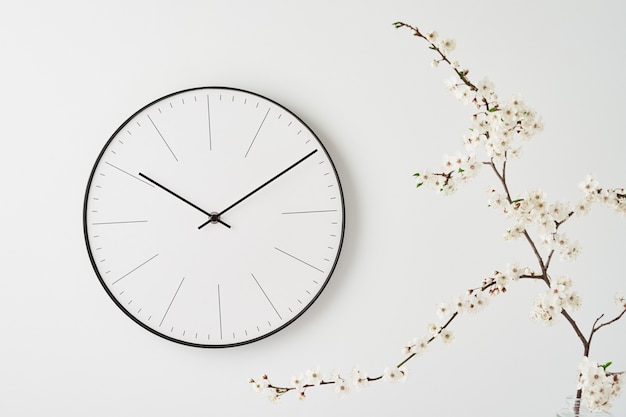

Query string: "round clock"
[[83, 87, 345, 347]]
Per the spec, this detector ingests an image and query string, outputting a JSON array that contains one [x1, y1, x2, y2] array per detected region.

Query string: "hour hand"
[[138, 172, 231, 229]]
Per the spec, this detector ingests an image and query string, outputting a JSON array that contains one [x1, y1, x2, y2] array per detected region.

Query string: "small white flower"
[[439, 329, 454, 343], [334, 379, 350, 396], [290, 373, 305, 391], [565, 291, 582, 310], [548, 201, 571, 223], [454, 86, 473, 104], [305, 366, 323, 386], [431, 59, 440, 68], [436, 302, 451, 319], [351, 367, 369, 391], [439, 38, 456, 53], [426, 30, 438, 42], [476, 77, 495, 96], [507, 262, 523, 280], [574, 199, 592, 216], [578, 174, 599, 195], [410, 337, 429, 355], [427, 323, 440, 335], [383, 366, 407, 383]]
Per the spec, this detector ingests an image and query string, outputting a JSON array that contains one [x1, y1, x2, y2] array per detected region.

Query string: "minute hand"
[[198, 149, 318, 230]]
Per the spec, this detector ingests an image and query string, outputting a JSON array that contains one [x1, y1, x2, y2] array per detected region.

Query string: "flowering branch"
[[251, 21, 626, 412]]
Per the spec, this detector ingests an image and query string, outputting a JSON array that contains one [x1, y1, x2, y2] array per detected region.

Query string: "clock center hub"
[[209, 211, 221, 224]]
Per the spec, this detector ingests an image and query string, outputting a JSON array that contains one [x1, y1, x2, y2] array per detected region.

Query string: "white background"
[[1, 1, 625, 416]]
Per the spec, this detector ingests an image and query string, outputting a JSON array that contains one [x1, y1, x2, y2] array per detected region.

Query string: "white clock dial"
[[84, 87, 345, 347]]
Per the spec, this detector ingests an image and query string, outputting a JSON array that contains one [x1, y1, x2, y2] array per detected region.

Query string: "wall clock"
[[83, 87, 345, 347]]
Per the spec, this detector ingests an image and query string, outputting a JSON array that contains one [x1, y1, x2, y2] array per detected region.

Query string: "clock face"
[[84, 87, 345, 347]]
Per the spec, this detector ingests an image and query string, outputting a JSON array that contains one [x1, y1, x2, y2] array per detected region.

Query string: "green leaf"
[[511, 198, 524, 204], [413, 172, 421, 177], [458, 168, 465, 173], [416, 182, 424, 188], [600, 361, 613, 370]]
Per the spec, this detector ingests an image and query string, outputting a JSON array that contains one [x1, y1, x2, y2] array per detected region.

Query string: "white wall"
[[2, 1, 625, 416]]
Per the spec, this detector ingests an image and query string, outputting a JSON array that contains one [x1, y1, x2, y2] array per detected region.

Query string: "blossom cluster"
[[487, 187, 575, 249], [415, 153, 481, 195], [578, 175, 626, 217], [415, 44, 544, 195], [402, 266, 526, 357], [530, 276, 582, 324], [249, 365, 407, 402], [577, 357, 623, 411]]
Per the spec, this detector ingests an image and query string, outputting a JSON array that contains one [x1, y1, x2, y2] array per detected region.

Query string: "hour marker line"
[[105, 162, 154, 187], [281, 209, 338, 215], [91, 220, 148, 226], [112, 253, 159, 285], [217, 284, 223, 340], [206, 94, 212, 151], [159, 277, 185, 327], [147, 114, 178, 161], [275, 247, 324, 273], [244, 108, 270, 158], [251, 273, 282, 320]]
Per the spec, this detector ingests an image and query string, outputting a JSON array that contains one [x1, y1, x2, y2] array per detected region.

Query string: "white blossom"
[[439, 329, 454, 343], [290, 373, 305, 391], [351, 367, 369, 391], [427, 323, 440, 335], [475, 77, 495, 97], [426, 30, 438, 42], [578, 174, 600, 196], [383, 366, 407, 383], [306, 366, 323, 386], [436, 302, 451, 319], [334, 379, 350, 396], [439, 38, 456, 54], [574, 199, 592, 216], [409, 337, 430, 355]]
